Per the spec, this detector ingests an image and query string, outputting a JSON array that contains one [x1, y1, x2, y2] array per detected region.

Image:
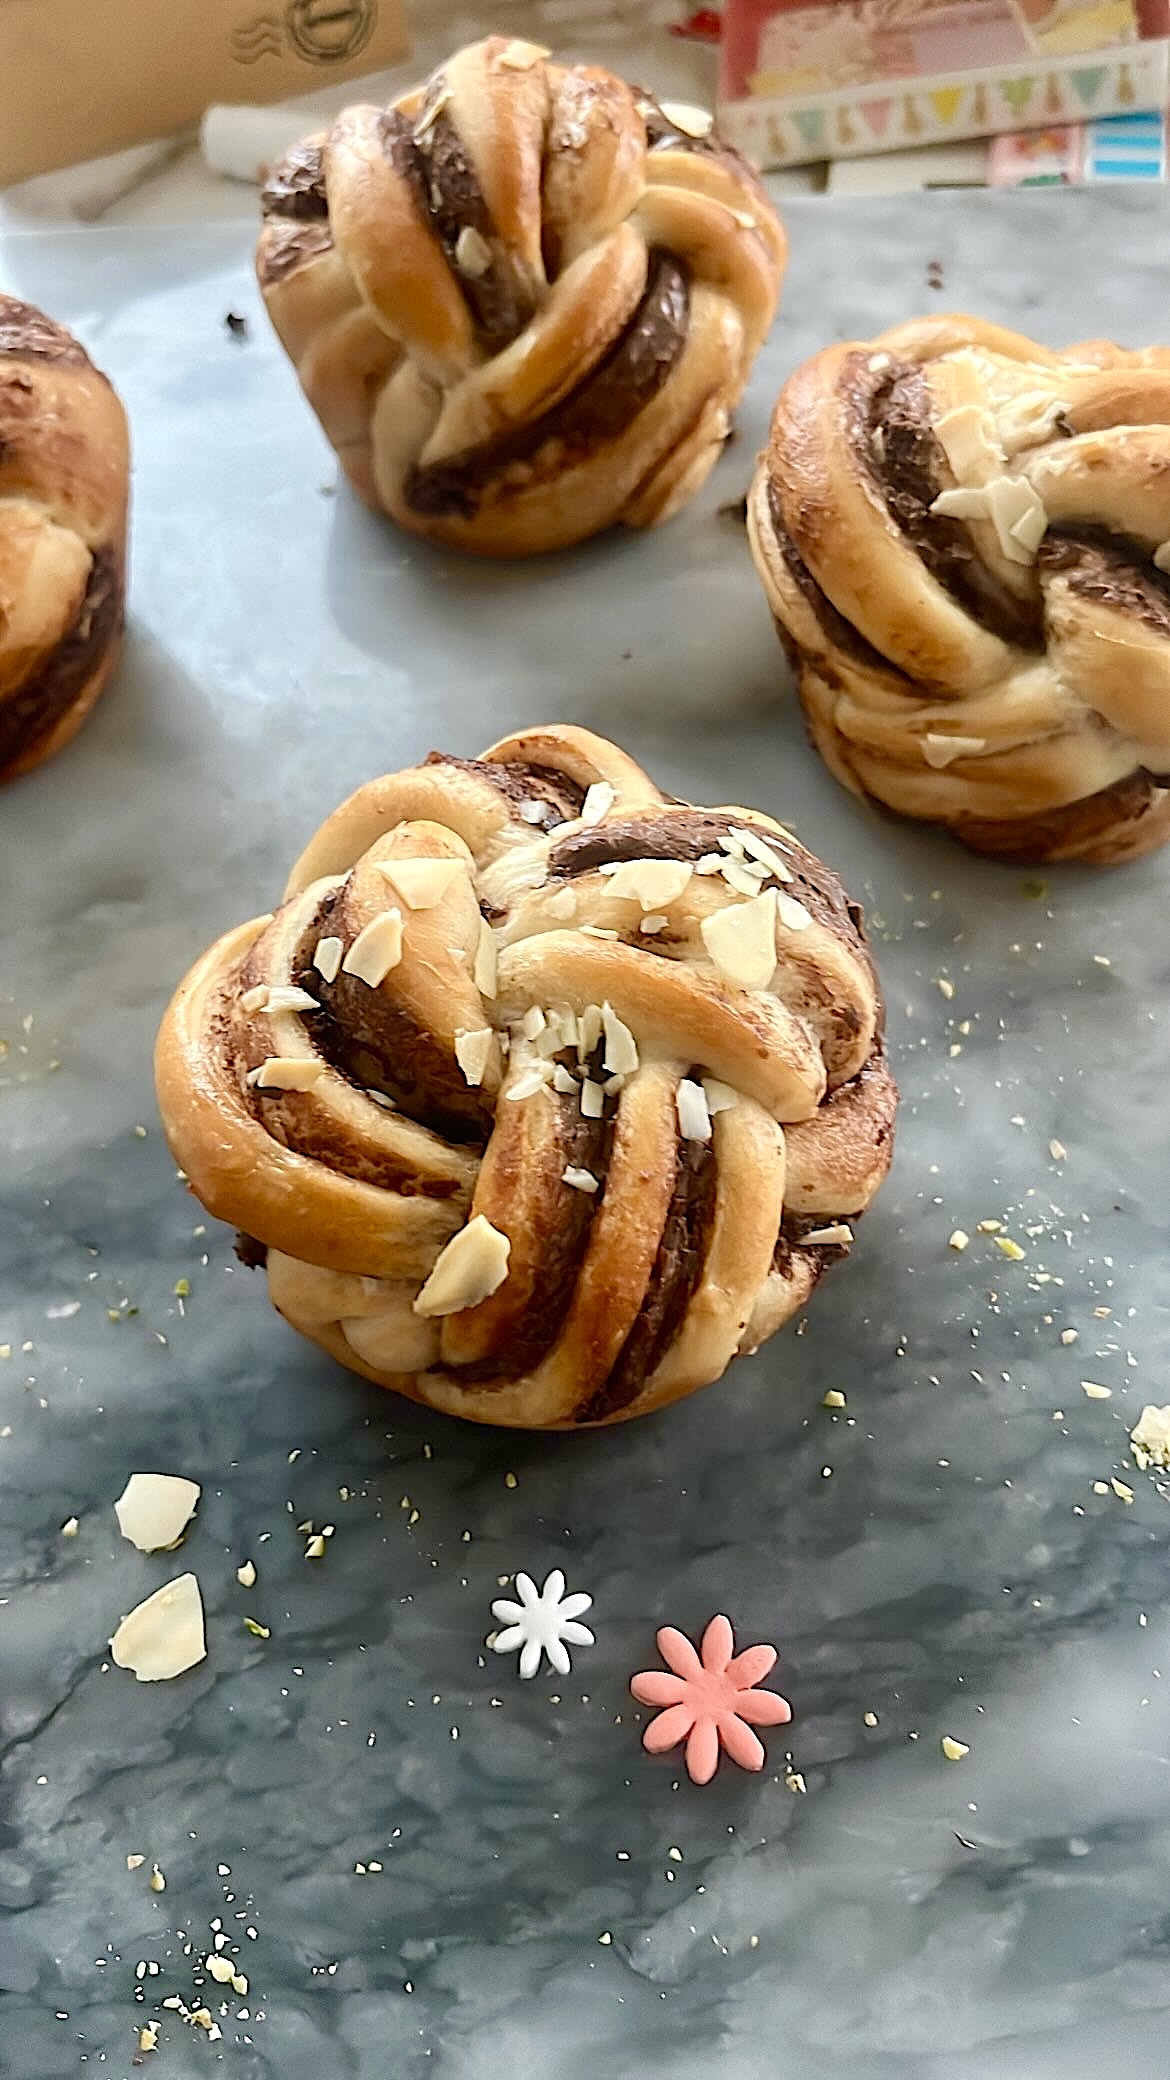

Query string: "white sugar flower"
[[490, 1569, 595, 1679]]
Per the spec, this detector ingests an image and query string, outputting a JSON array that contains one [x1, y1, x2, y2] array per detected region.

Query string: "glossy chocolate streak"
[[0, 298, 88, 365], [291, 900, 492, 1146], [381, 102, 532, 349], [260, 143, 329, 220], [857, 360, 1042, 650], [404, 252, 690, 519], [428, 751, 586, 826], [579, 1134, 717, 1422], [0, 547, 120, 771], [455, 1093, 614, 1386], [1044, 528, 1170, 636]]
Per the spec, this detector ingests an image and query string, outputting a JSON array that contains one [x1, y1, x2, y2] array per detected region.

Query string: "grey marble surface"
[[2, 190, 1170, 2080]]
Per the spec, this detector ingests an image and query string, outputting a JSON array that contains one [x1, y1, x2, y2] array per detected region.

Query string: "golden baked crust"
[[155, 725, 895, 1428], [0, 296, 129, 783], [748, 314, 1170, 865], [255, 35, 786, 557]]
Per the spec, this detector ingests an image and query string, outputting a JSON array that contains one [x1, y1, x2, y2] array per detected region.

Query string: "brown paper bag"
[[0, 0, 409, 185]]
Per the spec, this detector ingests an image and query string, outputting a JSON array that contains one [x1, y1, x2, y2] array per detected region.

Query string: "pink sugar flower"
[[630, 1614, 792, 1785]]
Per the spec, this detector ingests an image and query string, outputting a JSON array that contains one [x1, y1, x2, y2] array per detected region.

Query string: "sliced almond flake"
[[580, 1077, 604, 1119], [412, 87, 450, 139], [497, 37, 548, 68], [313, 935, 344, 983], [413, 1215, 510, 1318], [949, 1228, 970, 1251], [454, 1028, 493, 1088], [730, 826, 794, 882], [701, 888, 777, 991], [933, 401, 1003, 480], [776, 893, 812, 933], [61, 1516, 79, 1536], [721, 857, 769, 899], [366, 1087, 397, 1109], [868, 351, 891, 373], [1130, 1404, 1170, 1470], [577, 1004, 604, 1060], [703, 1078, 738, 1115], [602, 1072, 626, 1095], [580, 925, 619, 940], [248, 1056, 325, 1092], [206, 1955, 235, 1984], [115, 1474, 201, 1554], [1081, 1381, 1112, 1400], [373, 858, 463, 909], [1049, 1138, 1067, 1161], [801, 1223, 854, 1247], [695, 852, 728, 875], [268, 983, 319, 1014], [931, 476, 1047, 565], [657, 98, 714, 138], [454, 226, 492, 278], [110, 1573, 207, 1683], [640, 913, 669, 935], [822, 1389, 847, 1409], [1111, 1476, 1135, 1505], [601, 1003, 639, 1076], [506, 1063, 552, 1101], [563, 1166, 599, 1193], [520, 1005, 546, 1040], [940, 1736, 969, 1762], [241, 984, 268, 1012], [580, 782, 616, 825], [598, 858, 693, 910], [517, 798, 547, 824], [676, 1078, 711, 1143], [552, 1063, 578, 1095], [342, 910, 403, 987], [921, 732, 989, 769], [474, 919, 498, 999], [236, 1559, 256, 1588], [546, 886, 576, 920]]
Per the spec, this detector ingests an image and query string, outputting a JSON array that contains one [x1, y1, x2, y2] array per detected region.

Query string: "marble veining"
[[2, 191, 1170, 2079]]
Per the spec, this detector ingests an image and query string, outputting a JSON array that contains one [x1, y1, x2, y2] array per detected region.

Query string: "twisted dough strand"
[[749, 314, 1170, 864], [156, 726, 895, 1429], [257, 36, 786, 556], [0, 297, 128, 782]]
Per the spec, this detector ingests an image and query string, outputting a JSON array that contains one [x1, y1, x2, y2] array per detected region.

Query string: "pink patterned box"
[[718, 0, 1170, 167]]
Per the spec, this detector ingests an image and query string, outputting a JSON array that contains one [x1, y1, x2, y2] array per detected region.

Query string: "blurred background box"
[[0, 0, 408, 185], [718, 0, 1170, 167]]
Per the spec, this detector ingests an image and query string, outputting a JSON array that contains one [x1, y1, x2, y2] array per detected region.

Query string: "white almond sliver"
[[413, 1215, 510, 1319], [658, 98, 714, 138], [563, 1166, 599, 1193], [342, 911, 403, 987], [701, 888, 777, 990], [580, 782, 616, 825], [497, 37, 548, 68], [110, 1573, 207, 1683], [115, 1474, 201, 1554], [241, 984, 269, 1012], [801, 1224, 854, 1246], [640, 913, 669, 935], [703, 1078, 739, 1115], [776, 893, 812, 933], [265, 985, 320, 1014], [580, 1077, 604, 1119], [931, 476, 1047, 565], [373, 859, 463, 909], [313, 935, 344, 983], [599, 858, 693, 910], [454, 225, 491, 278], [921, 733, 989, 770], [553, 1063, 578, 1094], [248, 1057, 325, 1092], [577, 1005, 604, 1060], [506, 1064, 552, 1101], [720, 858, 768, 899], [520, 1005, 546, 1040], [454, 1028, 493, 1088], [676, 1078, 711, 1143], [601, 1003, 639, 1076], [730, 827, 794, 883], [474, 919, 498, 999]]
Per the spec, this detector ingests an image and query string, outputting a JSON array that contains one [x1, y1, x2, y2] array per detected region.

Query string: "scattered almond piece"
[[126, 1853, 146, 1871], [993, 1236, 1025, 1261], [149, 1866, 166, 1892], [1049, 1138, 1066, 1161], [61, 1516, 79, 1537], [236, 1559, 256, 1588], [948, 1229, 970, 1252], [115, 1473, 201, 1554], [110, 1574, 206, 1683], [822, 1390, 846, 1409], [1081, 1381, 1112, 1400], [863, 1711, 878, 1728], [248, 1056, 325, 1092], [373, 858, 463, 909], [1111, 1477, 1135, 1505], [342, 910, 404, 988], [701, 888, 777, 990], [1130, 1404, 1170, 1470], [941, 1736, 969, 1761]]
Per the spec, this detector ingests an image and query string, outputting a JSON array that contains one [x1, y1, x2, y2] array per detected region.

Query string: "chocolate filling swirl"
[[0, 548, 120, 771]]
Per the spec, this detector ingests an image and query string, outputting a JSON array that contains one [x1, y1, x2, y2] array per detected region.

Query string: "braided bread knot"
[[0, 296, 128, 782], [256, 35, 786, 557], [156, 726, 895, 1429], [749, 315, 1170, 864]]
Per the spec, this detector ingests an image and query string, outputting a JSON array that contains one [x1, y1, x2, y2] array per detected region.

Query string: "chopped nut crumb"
[[61, 1516, 79, 1537], [822, 1389, 846, 1409], [941, 1736, 969, 1761], [948, 1229, 970, 1252], [1081, 1381, 1112, 1400], [863, 1711, 878, 1727], [236, 1559, 256, 1588], [149, 1866, 166, 1892]]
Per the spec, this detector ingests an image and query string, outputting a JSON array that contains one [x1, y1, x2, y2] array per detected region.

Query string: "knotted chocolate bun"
[[0, 296, 128, 782], [749, 315, 1170, 864], [155, 726, 895, 1429], [255, 35, 786, 557]]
